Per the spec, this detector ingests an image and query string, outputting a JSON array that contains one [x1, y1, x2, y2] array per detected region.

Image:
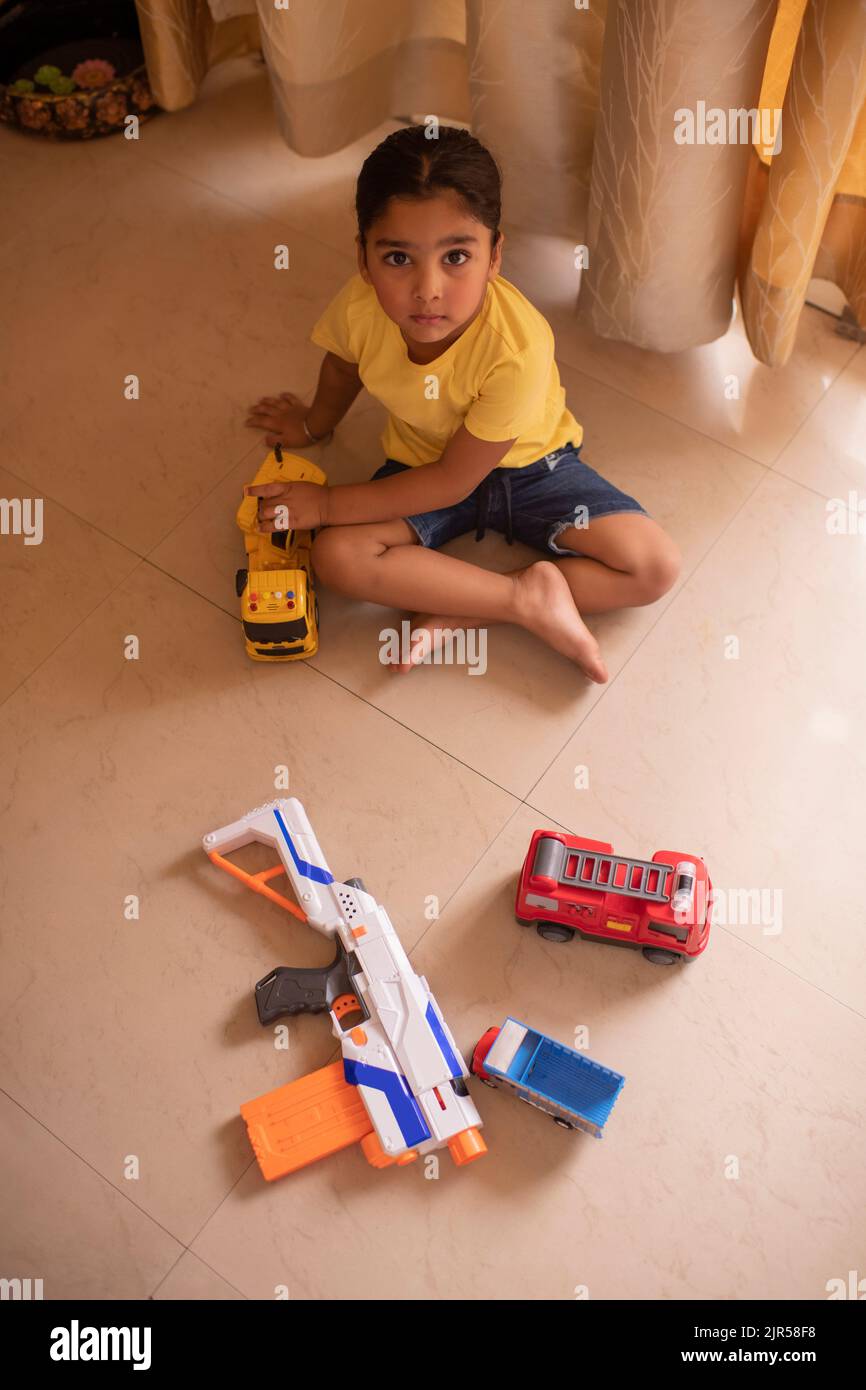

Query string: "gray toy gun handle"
[[254, 879, 367, 1027], [254, 944, 352, 1025]]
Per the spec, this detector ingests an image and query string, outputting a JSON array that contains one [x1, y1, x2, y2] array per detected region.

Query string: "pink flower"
[[71, 59, 116, 90]]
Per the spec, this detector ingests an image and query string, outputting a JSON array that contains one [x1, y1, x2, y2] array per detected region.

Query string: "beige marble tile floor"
[[1, 56, 863, 1301]]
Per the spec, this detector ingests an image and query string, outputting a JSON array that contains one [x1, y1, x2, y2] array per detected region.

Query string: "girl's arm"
[[324, 425, 519, 526], [305, 352, 365, 436]]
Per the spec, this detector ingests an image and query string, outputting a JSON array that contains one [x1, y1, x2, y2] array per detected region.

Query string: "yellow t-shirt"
[[309, 272, 582, 468]]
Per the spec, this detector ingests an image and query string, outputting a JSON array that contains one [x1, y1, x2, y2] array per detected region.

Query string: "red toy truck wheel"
[[470, 1027, 500, 1085], [517, 912, 574, 944], [642, 946, 681, 965]]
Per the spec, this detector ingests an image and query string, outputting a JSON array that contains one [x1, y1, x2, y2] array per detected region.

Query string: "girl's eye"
[[383, 250, 470, 267]]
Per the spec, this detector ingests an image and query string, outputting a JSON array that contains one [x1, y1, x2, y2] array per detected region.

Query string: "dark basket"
[[0, 1, 159, 140]]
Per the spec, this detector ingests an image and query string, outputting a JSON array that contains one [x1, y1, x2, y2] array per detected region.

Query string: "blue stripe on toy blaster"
[[272, 806, 334, 886], [425, 1001, 465, 1079], [343, 1060, 432, 1148]]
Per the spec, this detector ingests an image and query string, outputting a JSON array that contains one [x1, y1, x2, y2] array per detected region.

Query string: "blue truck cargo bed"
[[482, 1018, 625, 1137]]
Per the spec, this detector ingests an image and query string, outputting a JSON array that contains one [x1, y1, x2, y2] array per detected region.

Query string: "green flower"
[[10, 78, 36, 94], [48, 76, 77, 94], [34, 64, 63, 86]]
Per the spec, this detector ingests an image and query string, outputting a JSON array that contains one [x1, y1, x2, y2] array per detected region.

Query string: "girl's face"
[[357, 190, 503, 353]]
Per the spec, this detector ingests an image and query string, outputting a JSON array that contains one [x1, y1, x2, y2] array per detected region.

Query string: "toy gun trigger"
[[254, 939, 358, 1026]]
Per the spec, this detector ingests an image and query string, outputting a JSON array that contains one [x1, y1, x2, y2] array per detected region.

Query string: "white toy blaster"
[[204, 798, 486, 1178]]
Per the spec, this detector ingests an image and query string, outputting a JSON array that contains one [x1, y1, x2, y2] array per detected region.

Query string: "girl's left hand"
[[245, 481, 330, 532]]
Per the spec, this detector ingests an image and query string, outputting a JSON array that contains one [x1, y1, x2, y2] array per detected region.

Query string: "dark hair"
[[355, 123, 502, 258]]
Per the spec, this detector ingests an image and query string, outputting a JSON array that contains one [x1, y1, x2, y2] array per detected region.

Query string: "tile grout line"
[[760, 336, 862, 470], [138, 438, 273, 564], [293, 657, 531, 802], [0, 407, 381, 720], [0, 437, 280, 714], [148, 1162, 257, 1301], [0, 1083, 252, 1300], [0, 556, 148, 713], [2, 428, 830, 738], [531, 798, 866, 1028], [147, 1245, 250, 1302], [29, 124, 855, 482], [404, 797, 528, 961], [0, 1083, 215, 1268], [520, 458, 775, 808], [10, 130, 852, 486], [6, 90, 862, 1298], [0, 461, 148, 561], [0, 431, 271, 568], [6, 773, 863, 1300], [520, 346, 860, 808], [0, 118, 355, 273], [0, 431, 827, 789], [126, 141, 358, 268], [1, 533, 529, 811], [410, 781, 866, 1024], [555, 315, 859, 475]]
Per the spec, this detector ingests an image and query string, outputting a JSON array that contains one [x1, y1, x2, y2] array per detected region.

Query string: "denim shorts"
[[369, 441, 649, 555]]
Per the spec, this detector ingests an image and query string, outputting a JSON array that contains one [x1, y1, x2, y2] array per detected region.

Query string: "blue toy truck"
[[470, 1017, 625, 1137]]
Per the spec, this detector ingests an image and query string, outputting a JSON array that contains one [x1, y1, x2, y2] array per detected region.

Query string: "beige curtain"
[[134, 0, 866, 366]]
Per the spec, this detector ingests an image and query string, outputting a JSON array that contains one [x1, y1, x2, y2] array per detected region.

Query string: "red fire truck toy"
[[515, 829, 712, 965]]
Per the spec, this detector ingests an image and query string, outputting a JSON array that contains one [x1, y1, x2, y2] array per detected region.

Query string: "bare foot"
[[385, 565, 608, 682], [512, 562, 609, 681], [382, 615, 488, 674]]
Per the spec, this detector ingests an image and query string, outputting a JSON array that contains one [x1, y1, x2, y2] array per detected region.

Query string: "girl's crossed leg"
[[311, 520, 609, 680], [310, 513, 680, 679], [395, 513, 681, 670]]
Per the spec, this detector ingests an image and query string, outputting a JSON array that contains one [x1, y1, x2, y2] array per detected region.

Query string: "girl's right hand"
[[244, 391, 313, 448]]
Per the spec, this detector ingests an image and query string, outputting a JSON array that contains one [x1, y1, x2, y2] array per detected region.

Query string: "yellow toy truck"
[[235, 446, 326, 662]]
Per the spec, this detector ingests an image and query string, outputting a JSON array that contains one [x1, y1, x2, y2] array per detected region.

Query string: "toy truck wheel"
[[553, 1117, 576, 1130], [470, 1026, 500, 1085], [536, 922, 574, 944], [467, 1050, 498, 1087], [642, 946, 681, 965], [515, 913, 534, 927], [235, 568, 248, 597]]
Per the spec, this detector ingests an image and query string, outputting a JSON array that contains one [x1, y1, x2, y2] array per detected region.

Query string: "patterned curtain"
[[133, 0, 866, 365]]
